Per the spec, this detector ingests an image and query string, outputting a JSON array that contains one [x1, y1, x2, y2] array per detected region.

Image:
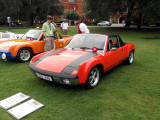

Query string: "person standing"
[[42, 15, 56, 51], [60, 19, 69, 35], [75, 21, 90, 34]]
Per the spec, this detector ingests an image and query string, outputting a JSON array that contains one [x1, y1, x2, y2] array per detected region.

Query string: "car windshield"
[[22, 30, 42, 40], [2, 33, 10, 38], [65, 34, 107, 53]]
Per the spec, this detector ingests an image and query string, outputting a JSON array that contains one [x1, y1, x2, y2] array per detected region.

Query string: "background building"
[[54, 0, 85, 21]]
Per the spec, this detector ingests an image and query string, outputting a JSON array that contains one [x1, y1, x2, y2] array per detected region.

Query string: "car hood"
[[35, 48, 98, 73], [0, 39, 30, 51]]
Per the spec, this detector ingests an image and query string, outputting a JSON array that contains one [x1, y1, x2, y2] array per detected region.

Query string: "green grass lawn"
[[0, 27, 160, 120]]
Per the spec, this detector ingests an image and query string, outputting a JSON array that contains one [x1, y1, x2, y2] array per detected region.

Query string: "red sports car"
[[29, 34, 135, 88]]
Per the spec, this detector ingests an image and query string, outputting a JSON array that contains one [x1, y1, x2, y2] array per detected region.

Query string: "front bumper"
[[0, 50, 16, 59], [29, 64, 79, 85]]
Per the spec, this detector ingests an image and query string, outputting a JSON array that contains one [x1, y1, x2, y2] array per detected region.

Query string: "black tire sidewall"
[[17, 48, 32, 62], [85, 66, 101, 89]]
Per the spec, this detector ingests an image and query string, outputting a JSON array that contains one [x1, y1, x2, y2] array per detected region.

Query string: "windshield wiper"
[[79, 47, 91, 50], [71, 47, 103, 50], [97, 48, 104, 50]]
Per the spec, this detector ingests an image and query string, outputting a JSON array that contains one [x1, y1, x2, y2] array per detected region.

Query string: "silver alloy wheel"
[[129, 51, 134, 64], [89, 68, 100, 87], [20, 49, 31, 61]]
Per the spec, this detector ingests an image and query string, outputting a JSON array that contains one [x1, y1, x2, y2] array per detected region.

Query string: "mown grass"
[[0, 27, 160, 120]]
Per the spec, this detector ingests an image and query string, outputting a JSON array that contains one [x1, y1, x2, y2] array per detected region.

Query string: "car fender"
[[9, 44, 34, 57], [78, 55, 104, 84], [125, 43, 135, 58]]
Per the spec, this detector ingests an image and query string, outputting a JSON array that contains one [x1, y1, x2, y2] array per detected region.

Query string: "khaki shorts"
[[62, 29, 68, 35], [45, 37, 54, 51]]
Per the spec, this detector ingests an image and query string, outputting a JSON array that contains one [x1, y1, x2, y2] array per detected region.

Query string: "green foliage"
[[86, 0, 122, 21], [86, 0, 160, 28], [0, 0, 64, 26], [66, 11, 81, 20]]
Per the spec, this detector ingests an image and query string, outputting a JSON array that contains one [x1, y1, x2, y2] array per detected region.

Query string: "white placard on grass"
[[0, 92, 30, 110], [8, 99, 44, 120]]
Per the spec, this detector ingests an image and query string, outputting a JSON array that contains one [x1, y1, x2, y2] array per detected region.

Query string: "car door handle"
[[122, 48, 123, 51]]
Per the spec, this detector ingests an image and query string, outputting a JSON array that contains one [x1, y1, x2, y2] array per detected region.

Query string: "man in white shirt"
[[60, 19, 69, 35], [75, 21, 90, 34]]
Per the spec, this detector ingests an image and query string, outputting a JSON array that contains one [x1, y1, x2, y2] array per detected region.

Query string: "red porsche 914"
[[29, 34, 135, 88]]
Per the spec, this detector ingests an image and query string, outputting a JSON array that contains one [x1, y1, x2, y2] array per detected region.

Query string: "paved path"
[[71, 24, 160, 29]]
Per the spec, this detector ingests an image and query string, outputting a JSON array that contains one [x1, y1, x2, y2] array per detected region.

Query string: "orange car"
[[0, 30, 72, 62]]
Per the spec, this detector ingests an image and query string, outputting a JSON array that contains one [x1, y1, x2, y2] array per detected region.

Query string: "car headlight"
[[2, 53, 6, 60]]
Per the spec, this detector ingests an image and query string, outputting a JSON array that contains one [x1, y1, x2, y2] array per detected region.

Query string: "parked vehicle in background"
[[97, 21, 112, 26], [0, 30, 72, 62], [0, 32, 23, 41]]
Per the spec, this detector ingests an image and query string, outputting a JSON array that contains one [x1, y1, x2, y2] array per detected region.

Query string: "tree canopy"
[[86, 0, 160, 29], [66, 11, 81, 21], [0, 0, 64, 26]]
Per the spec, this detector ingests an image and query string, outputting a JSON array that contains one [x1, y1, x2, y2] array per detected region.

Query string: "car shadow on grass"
[[100, 62, 127, 83]]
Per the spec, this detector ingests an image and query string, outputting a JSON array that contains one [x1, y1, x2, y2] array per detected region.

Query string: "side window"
[[107, 36, 119, 52], [119, 37, 125, 47], [39, 35, 45, 41]]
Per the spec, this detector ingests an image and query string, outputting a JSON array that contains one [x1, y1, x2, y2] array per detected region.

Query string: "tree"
[[86, 0, 160, 29], [66, 11, 81, 21], [0, 0, 64, 26], [0, 0, 19, 23], [86, 0, 122, 22], [18, 0, 63, 26]]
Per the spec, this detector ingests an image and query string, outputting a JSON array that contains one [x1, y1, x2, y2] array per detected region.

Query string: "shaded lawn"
[[0, 27, 160, 120]]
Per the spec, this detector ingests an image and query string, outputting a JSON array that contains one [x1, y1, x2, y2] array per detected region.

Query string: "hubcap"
[[129, 52, 134, 63], [89, 68, 100, 87], [20, 50, 30, 61]]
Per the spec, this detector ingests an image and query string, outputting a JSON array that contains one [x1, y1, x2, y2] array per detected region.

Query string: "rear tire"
[[85, 66, 101, 89], [17, 48, 33, 62]]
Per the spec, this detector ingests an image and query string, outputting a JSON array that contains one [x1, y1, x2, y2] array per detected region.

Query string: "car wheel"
[[126, 50, 134, 65], [85, 66, 101, 88], [17, 48, 33, 62]]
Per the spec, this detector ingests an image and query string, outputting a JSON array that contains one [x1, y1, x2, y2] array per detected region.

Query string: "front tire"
[[17, 48, 33, 62], [85, 66, 101, 89], [126, 50, 134, 65]]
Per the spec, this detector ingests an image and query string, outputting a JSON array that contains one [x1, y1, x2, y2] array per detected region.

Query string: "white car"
[[0, 32, 23, 41], [97, 21, 112, 26]]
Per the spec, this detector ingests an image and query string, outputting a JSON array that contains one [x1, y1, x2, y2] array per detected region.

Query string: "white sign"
[[8, 99, 44, 120], [0, 92, 30, 110]]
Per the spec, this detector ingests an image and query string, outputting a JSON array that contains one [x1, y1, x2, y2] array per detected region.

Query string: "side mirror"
[[111, 47, 117, 51], [16, 35, 19, 39]]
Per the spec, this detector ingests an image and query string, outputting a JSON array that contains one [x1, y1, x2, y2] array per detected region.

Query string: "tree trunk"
[[28, 14, 34, 26], [125, 10, 131, 27], [125, 1, 136, 27], [137, 12, 142, 30]]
